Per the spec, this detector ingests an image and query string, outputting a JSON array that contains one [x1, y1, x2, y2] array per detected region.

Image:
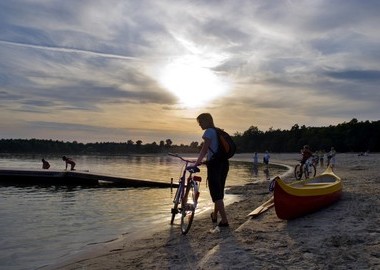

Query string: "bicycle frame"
[[169, 153, 202, 235]]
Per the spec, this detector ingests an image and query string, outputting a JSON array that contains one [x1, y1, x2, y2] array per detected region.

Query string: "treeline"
[[0, 118, 379, 154], [233, 118, 380, 153], [0, 139, 200, 155]]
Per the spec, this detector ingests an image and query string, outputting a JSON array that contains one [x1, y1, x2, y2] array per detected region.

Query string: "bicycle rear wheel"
[[180, 182, 195, 235], [294, 164, 302, 180], [304, 164, 316, 179]]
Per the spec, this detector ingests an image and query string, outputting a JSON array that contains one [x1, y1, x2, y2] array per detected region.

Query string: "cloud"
[[0, 0, 379, 143], [324, 70, 380, 81]]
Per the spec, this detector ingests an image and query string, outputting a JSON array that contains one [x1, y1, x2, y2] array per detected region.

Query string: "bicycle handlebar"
[[168, 152, 196, 164], [168, 153, 205, 172]]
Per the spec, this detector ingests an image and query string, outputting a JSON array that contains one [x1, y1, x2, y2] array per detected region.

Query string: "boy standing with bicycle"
[[300, 145, 313, 173], [301, 145, 313, 164], [195, 113, 229, 228]]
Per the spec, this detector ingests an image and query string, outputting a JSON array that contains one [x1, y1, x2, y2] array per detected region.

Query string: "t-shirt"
[[203, 128, 218, 160]]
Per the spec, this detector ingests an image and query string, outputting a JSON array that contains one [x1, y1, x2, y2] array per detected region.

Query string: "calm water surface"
[[0, 153, 288, 270]]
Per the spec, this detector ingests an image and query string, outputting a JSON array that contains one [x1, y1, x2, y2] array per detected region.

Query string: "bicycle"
[[294, 156, 317, 180], [168, 153, 202, 235]]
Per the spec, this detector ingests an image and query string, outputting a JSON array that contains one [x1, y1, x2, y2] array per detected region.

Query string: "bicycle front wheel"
[[170, 184, 182, 225], [180, 182, 196, 235], [294, 164, 302, 180]]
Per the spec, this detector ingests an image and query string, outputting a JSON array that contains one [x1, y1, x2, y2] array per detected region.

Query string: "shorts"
[[206, 158, 229, 202]]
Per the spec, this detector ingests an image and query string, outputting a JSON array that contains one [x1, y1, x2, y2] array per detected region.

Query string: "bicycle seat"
[[186, 166, 200, 173]]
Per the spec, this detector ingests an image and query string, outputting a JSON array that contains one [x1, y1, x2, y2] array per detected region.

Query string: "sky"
[[1, 0, 380, 145]]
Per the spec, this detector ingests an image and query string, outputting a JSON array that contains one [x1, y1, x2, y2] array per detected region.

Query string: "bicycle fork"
[[193, 181, 200, 208], [193, 176, 202, 208]]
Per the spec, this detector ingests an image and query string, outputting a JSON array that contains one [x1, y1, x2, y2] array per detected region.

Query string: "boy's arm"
[[195, 137, 211, 165]]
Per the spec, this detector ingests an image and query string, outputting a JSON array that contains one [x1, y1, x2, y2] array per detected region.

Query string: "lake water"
[[0, 153, 289, 270]]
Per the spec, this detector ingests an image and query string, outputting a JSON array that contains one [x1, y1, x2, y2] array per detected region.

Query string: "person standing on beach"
[[327, 147, 336, 169], [300, 145, 313, 165], [253, 152, 258, 165], [263, 151, 270, 168], [42, 158, 50, 169], [319, 150, 325, 167], [195, 113, 229, 228], [62, 156, 76, 171], [252, 152, 259, 176]]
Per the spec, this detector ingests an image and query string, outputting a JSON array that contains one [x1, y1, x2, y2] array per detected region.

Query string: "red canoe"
[[273, 166, 342, 220]]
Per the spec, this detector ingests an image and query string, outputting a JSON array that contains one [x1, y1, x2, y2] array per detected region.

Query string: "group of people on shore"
[[253, 148, 336, 166], [252, 151, 271, 179], [251, 146, 337, 173], [41, 156, 76, 171], [312, 148, 336, 167], [252, 151, 271, 167], [298, 145, 336, 173]]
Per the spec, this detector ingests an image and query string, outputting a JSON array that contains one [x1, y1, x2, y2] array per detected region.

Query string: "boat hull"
[[274, 167, 342, 220]]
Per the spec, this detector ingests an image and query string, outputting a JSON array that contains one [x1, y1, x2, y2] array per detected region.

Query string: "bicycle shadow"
[[159, 223, 199, 266], [162, 220, 257, 268], [196, 227, 275, 268]]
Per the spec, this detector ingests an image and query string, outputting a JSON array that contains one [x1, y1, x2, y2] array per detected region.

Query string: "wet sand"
[[48, 154, 380, 269]]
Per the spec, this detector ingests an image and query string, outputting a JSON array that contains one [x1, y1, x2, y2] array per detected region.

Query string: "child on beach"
[[319, 150, 325, 167], [263, 151, 270, 167], [253, 152, 258, 165], [62, 156, 76, 171], [298, 145, 314, 176], [327, 147, 336, 168]]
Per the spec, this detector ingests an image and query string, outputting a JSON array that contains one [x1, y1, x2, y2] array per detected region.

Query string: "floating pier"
[[0, 168, 176, 188]]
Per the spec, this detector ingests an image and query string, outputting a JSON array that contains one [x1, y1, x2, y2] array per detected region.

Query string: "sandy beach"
[[49, 154, 379, 269]]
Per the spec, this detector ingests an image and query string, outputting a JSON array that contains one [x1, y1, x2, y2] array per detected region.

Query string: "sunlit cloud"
[[159, 55, 232, 108], [0, 0, 379, 144]]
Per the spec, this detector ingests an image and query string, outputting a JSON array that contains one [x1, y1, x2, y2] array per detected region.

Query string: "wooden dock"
[[0, 168, 176, 188]]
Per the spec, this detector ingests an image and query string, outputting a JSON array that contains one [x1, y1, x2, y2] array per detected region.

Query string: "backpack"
[[209, 127, 236, 160]]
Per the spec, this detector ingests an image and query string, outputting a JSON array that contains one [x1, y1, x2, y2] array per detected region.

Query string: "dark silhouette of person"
[[62, 156, 76, 170], [42, 158, 50, 169]]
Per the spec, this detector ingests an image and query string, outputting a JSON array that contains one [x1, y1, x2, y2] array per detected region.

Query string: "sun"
[[159, 56, 230, 108]]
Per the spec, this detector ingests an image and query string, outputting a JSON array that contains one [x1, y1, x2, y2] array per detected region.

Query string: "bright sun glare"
[[159, 56, 230, 108]]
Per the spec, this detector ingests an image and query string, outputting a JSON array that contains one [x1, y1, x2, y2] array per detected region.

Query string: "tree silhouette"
[[1, 118, 379, 154]]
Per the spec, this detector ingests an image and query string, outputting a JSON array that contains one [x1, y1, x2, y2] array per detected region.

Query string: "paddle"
[[247, 196, 274, 218]]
